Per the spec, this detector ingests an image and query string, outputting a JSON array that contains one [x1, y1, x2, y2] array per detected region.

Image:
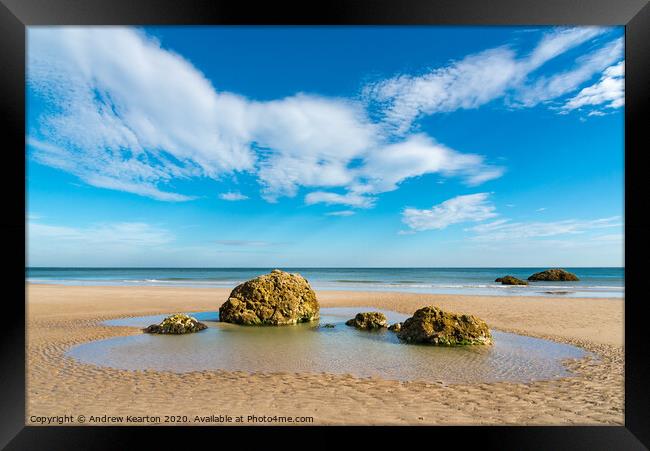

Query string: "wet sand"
[[26, 284, 624, 425]]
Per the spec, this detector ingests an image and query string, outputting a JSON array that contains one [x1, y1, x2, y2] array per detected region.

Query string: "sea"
[[26, 267, 624, 298]]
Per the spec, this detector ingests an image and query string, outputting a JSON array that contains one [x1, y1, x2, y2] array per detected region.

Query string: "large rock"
[[495, 275, 528, 285], [345, 312, 388, 329], [219, 269, 320, 326], [144, 314, 207, 334], [527, 268, 579, 281], [397, 306, 492, 345]]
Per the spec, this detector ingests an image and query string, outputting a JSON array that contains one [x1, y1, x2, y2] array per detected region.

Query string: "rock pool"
[[67, 308, 589, 384]]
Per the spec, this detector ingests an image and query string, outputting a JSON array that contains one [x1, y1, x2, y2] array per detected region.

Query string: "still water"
[[67, 308, 588, 384]]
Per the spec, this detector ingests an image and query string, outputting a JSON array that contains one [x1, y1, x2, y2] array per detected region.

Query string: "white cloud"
[[30, 27, 618, 209], [358, 134, 504, 192], [468, 216, 621, 241], [560, 61, 624, 113], [305, 134, 504, 208], [250, 95, 380, 201], [215, 240, 273, 247], [28, 27, 502, 207], [28, 221, 174, 247], [325, 210, 356, 217], [219, 191, 248, 201], [401, 193, 498, 232], [515, 38, 623, 107], [28, 28, 255, 201], [305, 191, 375, 208], [364, 27, 613, 132], [365, 47, 519, 134], [520, 27, 607, 73]]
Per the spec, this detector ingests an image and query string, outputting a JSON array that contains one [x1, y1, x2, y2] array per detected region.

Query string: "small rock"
[[143, 313, 207, 334], [345, 312, 388, 329], [397, 306, 492, 346], [527, 268, 579, 281], [321, 323, 336, 328], [388, 322, 402, 332], [495, 275, 528, 285]]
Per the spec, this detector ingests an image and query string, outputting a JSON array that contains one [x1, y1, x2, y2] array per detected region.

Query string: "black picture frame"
[[1, 0, 648, 448]]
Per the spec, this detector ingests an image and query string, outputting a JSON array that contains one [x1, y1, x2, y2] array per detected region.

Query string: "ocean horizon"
[[26, 267, 624, 298]]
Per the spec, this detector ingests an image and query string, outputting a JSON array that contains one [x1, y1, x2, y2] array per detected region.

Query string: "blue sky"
[[26, 26, 624, 267]]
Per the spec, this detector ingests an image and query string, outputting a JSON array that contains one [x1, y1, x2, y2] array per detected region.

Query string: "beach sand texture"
[[26, 284, 624, 425]]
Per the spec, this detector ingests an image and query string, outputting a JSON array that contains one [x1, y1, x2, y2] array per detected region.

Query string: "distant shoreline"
[[25, 266, 625, 299]]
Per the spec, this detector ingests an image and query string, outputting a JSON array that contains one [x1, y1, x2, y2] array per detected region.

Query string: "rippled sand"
[[26, 284, 624, 425]]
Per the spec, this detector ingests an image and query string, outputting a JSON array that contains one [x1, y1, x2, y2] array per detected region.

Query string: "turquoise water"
[[67, 308, 589, 384], [28, 267, 624, 297]]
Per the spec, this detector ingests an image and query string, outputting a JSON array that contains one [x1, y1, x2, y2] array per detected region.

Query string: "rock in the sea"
[[527, 268, 579, 281], [345, 312, 388, 329], [388, 322, 402, 332], [219, 269, 320, 326], [143, 313, 207, 334], [321, 323, 336, 328], [396, 306, 492, 346], [495, 275, 528, 285]]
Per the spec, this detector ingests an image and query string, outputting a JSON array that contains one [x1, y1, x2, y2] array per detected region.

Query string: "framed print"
[[1, 0, 648, 448]]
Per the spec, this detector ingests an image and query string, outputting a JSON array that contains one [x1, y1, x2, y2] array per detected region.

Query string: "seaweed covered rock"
[[144, 314, 207, 334], [219, 269, 320, 326], [527, 268, 579, 281], [345, 312, 388, 329], [397, 306, 492, 345], [495, 275, 528, 285]]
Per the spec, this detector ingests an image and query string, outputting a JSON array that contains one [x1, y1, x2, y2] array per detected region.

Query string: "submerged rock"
[[397, 306, 492, 346], [219, 269, 320, 326], [527, 268, 579, 281], [321, 323, 336, 328], [388, 322, 402, 332], [143, 313, 207, 334], [345, 312, 388, 329], [495, 275, 528, 285]]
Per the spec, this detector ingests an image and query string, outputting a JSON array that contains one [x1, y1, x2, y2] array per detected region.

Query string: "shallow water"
[[68, 308, 588, 384]]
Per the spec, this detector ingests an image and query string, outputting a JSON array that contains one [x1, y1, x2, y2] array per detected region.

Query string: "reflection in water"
[[68, 308, 588, 384]]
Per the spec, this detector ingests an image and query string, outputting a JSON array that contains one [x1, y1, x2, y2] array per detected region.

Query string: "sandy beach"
[[26, 283, 624, 425]]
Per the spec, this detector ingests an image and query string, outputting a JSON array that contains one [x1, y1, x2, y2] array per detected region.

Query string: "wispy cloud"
[[25, 27, 513, 206], [515, 37, 623, 108], [305, 191, 375, 208], [28, 221, 174, 247], [27, 26, 621, 209], [364, 27, 615, 133], [468, 216, 621, 241], [325, 210, 356, 217], [401, 193, 498, 232], [560, 61, 624, 114], [219, 191, 249, 201], [215, 240, 276, 247]]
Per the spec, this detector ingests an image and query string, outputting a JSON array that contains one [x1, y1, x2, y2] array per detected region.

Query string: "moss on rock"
[[397, 306, 492, 346], [219, 269, 320, 326], [143, 313, 207, 334], [527, 268, 579, 281], [345, 312, 388, 329], [495, 275, 528, 285]]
